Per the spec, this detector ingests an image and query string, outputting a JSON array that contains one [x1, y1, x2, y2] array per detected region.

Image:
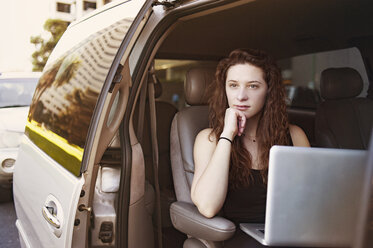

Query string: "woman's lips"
[[234, 105, 249, 111]]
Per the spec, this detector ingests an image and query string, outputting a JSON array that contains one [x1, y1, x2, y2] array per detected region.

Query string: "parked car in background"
[[0, 72, 40, 201]]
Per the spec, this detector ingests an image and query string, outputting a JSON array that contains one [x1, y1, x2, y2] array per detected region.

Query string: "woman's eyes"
[[248, 84, 259, 89], [229, 83, 238, 88], [228, 82, 259, 88]]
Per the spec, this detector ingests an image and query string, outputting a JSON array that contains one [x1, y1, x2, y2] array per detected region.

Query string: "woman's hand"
[[221, 108, 246, 139]]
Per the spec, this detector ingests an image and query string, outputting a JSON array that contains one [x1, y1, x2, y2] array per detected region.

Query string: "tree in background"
[[30, 19, 68, 72]]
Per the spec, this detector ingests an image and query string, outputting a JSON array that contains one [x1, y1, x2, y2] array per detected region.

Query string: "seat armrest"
[[170, 201, 236, 241]]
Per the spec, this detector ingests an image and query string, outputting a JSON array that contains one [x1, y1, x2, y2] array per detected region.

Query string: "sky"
[[0, 0, 51, 72]]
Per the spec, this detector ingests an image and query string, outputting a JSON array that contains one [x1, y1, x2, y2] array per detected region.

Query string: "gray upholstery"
[[174, 105, 210, 190], [170, 67, 236, 247], [315, 67, 373, 149], [183, 238, 208, 248], [185, 67, 216, 105], [170, 202, 236, 241]]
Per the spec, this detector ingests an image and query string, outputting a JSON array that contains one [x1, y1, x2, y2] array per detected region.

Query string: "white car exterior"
[[0, 73, 40, 187], [0, 106, 29, 184]]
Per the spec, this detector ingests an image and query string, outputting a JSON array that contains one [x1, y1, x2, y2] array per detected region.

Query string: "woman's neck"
[[243, 114, 260, 138]]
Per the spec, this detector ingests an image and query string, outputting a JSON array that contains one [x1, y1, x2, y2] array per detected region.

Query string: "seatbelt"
[[148, 64, 163, 248], [136, 74, 148, 144]]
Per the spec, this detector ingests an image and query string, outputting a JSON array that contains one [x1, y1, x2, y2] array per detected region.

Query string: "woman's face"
[[225, 63, 268, 119]]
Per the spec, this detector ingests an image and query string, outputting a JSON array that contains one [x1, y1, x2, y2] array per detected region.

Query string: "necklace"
[[242, 133, 256, 142]]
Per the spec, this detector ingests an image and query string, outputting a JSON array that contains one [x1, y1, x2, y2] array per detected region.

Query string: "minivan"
[[13, 0, 373, 247]]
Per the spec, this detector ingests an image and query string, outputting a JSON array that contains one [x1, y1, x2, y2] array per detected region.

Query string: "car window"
[[0, 78, 38, 108], [155, 47, 368, 111], [278, 47, 369, 109], [154, 59, 217, 110], [26, 18, 132, 177]]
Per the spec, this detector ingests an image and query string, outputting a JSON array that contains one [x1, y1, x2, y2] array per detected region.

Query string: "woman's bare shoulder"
[[289, 124, 310, 147], [196, 128, 216, 142], [289, 124, 303, 134], [194, 128, 218, 150], [193, 128, 218, 167]]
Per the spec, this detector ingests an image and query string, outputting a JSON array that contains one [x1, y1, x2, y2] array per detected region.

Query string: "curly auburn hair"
[[208, 48, 290, 189]]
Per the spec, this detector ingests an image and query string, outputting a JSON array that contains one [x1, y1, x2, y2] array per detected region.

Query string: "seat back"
[[315, 67, 373, 149], [170, 67, 215, 203]]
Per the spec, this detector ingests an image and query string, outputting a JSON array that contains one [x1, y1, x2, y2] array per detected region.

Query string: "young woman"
[[191, 49, 310, 245]]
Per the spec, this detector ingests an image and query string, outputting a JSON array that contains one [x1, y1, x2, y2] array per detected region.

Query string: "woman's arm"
[[191, 108, 246, 218], [289, 124, 311, 147], [191, 128, 232, 218]]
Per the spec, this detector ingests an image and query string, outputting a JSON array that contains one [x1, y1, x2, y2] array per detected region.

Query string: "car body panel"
[[13, 0, 148, 247], [13, 137, 84, 247]]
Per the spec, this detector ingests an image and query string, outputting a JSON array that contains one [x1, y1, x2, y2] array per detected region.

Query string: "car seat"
[[315, 67, 373, 149], [169, 67, 236, 248]]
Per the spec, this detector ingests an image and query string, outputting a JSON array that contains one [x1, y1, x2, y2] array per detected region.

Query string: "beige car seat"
[[170, 67, 236, 248]]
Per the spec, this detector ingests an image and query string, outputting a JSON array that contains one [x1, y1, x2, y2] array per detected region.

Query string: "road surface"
[[0, 200, 21, 248]]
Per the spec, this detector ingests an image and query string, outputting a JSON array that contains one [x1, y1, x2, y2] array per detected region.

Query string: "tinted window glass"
[[0, 78, 39, 108], [278, 47, 368, 109], [26, 18, 132, 176]]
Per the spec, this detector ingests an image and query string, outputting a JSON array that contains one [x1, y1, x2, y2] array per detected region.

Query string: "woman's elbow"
[[192, 196, 219, 218], [198, 206, 217, 219]]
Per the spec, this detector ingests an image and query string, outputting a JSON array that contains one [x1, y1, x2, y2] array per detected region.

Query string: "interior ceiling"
[[157, 0, 373, 60]]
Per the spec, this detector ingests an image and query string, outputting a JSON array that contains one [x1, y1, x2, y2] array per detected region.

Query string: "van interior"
[[95, 0, 373, 247]]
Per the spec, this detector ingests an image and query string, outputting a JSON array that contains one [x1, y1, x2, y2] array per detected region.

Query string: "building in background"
[[51, 0, 112, 23], [0, 0, 113, 73]]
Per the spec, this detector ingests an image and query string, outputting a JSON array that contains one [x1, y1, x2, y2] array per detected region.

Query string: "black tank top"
[[222, 170, 267, 224], [222, 130, 293, 224]]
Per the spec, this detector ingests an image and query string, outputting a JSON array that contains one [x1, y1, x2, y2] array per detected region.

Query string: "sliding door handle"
[[42, 205, 61, 229]]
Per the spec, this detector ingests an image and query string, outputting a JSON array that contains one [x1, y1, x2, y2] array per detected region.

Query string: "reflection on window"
[[26, 18, 132, 176]]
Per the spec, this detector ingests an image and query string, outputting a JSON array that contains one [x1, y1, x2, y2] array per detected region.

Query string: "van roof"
[[157, 0, 373, 60]]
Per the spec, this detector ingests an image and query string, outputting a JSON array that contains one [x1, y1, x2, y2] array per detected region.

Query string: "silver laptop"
[[353, 133, 373, 248], [240, 145, 367, 247]]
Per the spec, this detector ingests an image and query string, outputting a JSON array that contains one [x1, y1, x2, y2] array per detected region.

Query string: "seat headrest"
[[320, 67, 363, 100], [185, 67, 216, 105]]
